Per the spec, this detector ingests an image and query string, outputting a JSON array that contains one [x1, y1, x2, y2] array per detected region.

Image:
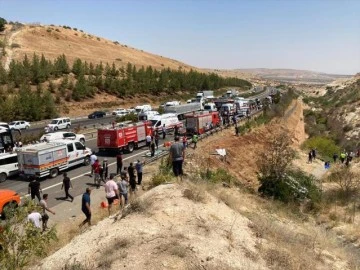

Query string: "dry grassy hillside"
[[3, 24, 196, 71]]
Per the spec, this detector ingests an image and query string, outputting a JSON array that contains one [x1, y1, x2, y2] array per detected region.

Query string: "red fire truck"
[[185, 111, 221, 135], [97, 121, 153, 153]]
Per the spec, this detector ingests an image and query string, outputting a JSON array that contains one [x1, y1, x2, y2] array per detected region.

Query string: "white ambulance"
[[17, 140, 92, 178]]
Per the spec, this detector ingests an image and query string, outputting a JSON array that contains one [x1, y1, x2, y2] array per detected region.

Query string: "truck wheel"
[[0, 173, 7, 183], [83, 156, 90, 166], [50, 168, 59, 178], [128, 142, 134, 153], [54, 127, 58, 131], [66, 124, 70, 129]]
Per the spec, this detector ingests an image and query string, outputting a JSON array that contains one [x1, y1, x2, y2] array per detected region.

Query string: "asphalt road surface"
[[1, 90, 272, 209]]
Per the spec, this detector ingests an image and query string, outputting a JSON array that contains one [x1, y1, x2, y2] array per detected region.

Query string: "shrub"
[[46, 28, 52, 33], [0, 199, 57, 269], [150, 158, 173, 187], [10, 43, 21, 48], [183, 188, 205, 203], [343, 124, 352, 132], [328, 167, 359, 196], [200, 168, 235, 185], [97, 37, 100, 41], [73, 28, 78, 31], [303, 136, 340, 161], [55, 29, 60, 32], [113, 41, 119, 45]]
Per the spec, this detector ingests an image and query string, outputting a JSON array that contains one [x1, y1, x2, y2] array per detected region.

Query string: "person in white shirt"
[[104, 176, 119, 216], [90, 151, 97, 176], [146, 134, 152, 150], [27, 210, 42, 229]]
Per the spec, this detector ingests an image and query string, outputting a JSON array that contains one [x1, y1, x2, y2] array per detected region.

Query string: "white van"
[[0, 152, 18, 182], [165, 101, 181, 107], [150, 113, 183, 132], [135, 105, 152, 114], [45, 117, 71, 132], [40, 131, 86, 144], [204, 103, 217, 111], [138, 110, 160, 121]]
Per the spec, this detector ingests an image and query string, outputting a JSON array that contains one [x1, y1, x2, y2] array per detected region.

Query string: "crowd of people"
[[307, 148, 360, 168]]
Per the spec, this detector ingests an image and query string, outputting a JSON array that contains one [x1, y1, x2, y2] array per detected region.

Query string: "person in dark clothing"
[[116, 154, 123, 175], [235, 125, 239, 136], [311, 149, 316, 160], [61, 173, 73, 202], [28, 177, 42, 202], [174, 126, 179, 139], [162, 124, 166, 140], [308, 151, 313, 163], [150, 140, 156, 157], [154, 131, 160, 149], [128, 163, 136, 192], [333, 153, 338, 163], [169, 136, 185, 178], [102, 159, 109, 180], [79, 188, 91, 228]]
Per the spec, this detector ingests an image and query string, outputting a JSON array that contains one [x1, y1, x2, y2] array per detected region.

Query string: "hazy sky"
[[1, 0, 359, 74]]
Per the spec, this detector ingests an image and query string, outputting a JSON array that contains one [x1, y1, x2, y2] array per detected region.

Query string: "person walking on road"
[[79, 188, 92, 228], [90, 151, 97, 176], [182, 135, 188, 148], [116, 153, 123, 175], [162, 124, 166, 140], [28, 177, 42, 202], [61, 172, 74, 202], [128, 162, 137, 193], [135, 160, 143, 185], [169, 136, 185, 179], [104, 177, 119, 216], [39, 194, 55, 232], [192, 134, 198, 150]]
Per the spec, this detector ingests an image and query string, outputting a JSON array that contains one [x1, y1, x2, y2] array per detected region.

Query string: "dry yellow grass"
[[10, 24, 197, 71]]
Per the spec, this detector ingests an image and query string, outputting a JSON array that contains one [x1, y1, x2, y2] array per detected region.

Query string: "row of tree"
[[0, 54, 252, 96]]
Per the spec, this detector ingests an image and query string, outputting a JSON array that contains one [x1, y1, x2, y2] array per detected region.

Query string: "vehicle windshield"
[[135, 108, 142, 113], [150, 120, 160, 127], [9, 122, 16, 125], [50, 120, 58, 124], [204, 106, 211, 110]]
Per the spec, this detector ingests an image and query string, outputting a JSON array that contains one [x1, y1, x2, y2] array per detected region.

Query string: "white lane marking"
[[21, 149, 150, 198]]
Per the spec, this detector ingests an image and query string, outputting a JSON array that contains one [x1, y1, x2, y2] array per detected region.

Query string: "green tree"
[[0, 17, 7, 32]]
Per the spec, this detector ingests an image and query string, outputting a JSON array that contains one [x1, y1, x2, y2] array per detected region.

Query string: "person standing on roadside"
[[117, 177, 129, 207], [104, 176, 119, 216], [311, 148, 317, 160], [93, 159, 101, 188], [90, 151, 97, 176], [182, 135, 188, 148], [79, 188, 92, 228], [192, 134, 198, 150], [61, 172, 74, 202], [128, 162, 137, 193], [162, 124, 166, 140], [103, 159, 109, 181], [146, 133, 152, 150], [154, 131, 160, 149], [28, 177, 42, 202], [169, 136, 185, 179], [150, 139, 156, 157], [116, 153, 123, 175], [135, 160, 143, 185], [340, 151, 346, 164], [39, 194, 55, 232], [308, 151, 313, 163]]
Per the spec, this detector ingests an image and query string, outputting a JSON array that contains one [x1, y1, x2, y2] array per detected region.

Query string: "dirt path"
[[4, 30, 21, 70]]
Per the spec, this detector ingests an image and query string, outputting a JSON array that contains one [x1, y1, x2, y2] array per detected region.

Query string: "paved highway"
[[1, 89, 272, 209]]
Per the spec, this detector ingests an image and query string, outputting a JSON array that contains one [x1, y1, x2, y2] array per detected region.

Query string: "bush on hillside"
[[0, 17, 7, 32], [0, 200, 57, 270], [303, 136, 340, 161], [200, 168, 235, 186]]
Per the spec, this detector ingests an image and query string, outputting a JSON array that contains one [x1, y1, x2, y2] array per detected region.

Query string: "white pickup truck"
[[17, 140, 91, 178]]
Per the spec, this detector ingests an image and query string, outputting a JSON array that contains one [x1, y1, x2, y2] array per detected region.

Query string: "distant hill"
[[233, 68, 352, 84], [1, 23, 196, 71]]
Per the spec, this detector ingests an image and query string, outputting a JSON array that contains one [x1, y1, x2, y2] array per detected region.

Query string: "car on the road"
[[45, 117, 71, 132], [0, 189, 20, 219], [88, 111, 106, 119], [40, 131, 86, 144], [126, 108, 136, 114], [112, 108, 128, 116], [8, 121, 30, 130], [0, 153, 18, 183]]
